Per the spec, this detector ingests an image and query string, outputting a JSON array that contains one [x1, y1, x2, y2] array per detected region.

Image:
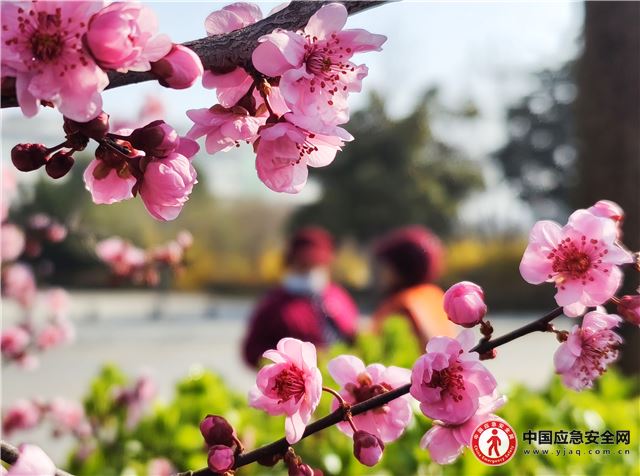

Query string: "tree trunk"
[[576, 1, 640, 375]]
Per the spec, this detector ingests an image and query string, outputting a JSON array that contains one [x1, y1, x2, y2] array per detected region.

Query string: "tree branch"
[[179, 306, 565, 475], [1, 440, 73, 476], [0, 1, 388, 109]]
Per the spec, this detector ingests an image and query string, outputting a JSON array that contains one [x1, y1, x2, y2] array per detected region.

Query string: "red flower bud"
[[45, 151, 75, 179], [11, 144, 48, 172], [618, 295, 640, 326], [207, 445, 234, 473], [129, 120, 179, 158], [353, 430, 384, 467], [199, 415, 235, 447]]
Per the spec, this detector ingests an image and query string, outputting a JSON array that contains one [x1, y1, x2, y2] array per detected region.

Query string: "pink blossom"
[[129, 120, 180, 158], [249, 337, 322, 444], [2, 399, 41, 435], [139, 152, 198, 221], [410, 330, 497, 425], [353, 430, 384, 467], [520, 209, 633, 317], [48, 398, 87, 435], [202, 3, 263, 107], [1, 1, 108, 121], [177, 230, 194, 248], [85, 2, 171, 72], [328, 355, 411, 442], [207, 445, 235, 473], [5, 444, 55, 476], [186, 105, 266, 154], [36, 324, 66, 350], [1, 223, 25, 263], [255, 121, 351, 193], [443, 281, 487, 328], [554, 309, 622, 390], [420, 394, 507, 464], [252, 3, 386, 132], [152, 44, 203, 90], [83, 158, 137, 205], [2, 263, 37, 308], [1, 326, 30, 360], [147, 458, 174, 476], [95, 237, 146, 276], [45, 222, 67, 242], [617, 295, 640, 326]]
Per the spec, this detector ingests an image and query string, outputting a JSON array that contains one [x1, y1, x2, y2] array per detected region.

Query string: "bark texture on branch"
[[0, 1, 386, 109]]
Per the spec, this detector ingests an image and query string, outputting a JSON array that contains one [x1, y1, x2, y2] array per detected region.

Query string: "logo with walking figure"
[[471, 419, 518, 465]]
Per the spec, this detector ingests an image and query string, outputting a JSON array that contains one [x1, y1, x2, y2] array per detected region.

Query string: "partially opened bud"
[[353, 430, 384, 467], [617, 295, 640, 326], [45, 151, 75, 179], [200, 414, 235, 447], [288, 463, 317, 476], [443, 281, 487, 327], [129, 120, 179, 158], [11, 144, 48, 172], [151, 44, 203, 90], [207, 445, 234, 473]]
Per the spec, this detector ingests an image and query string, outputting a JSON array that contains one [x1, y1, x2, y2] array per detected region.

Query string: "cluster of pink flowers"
[[187, 2, 386, 193], [1, 1, 202, 122], [95, 231, 192, 286], [1, 180, 75, 369], [2, 397, 91, 440]]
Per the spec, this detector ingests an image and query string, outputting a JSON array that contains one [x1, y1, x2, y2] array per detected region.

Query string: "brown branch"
[[1, 440, 74, 476], [178, 306, 565, 476], [0, 1, 388, 109]]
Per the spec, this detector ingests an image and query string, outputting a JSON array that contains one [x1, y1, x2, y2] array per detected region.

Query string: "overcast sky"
[[1, 1, 583, 227]]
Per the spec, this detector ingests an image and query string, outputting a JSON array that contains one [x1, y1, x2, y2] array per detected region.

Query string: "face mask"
[[282, 268, 329, 295]]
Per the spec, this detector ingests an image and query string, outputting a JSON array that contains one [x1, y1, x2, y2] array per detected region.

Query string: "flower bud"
[[443, 281, 487, 327], [617, 295, 640, 326], [64, 112, 110, 141], [45, 151, 75, 179], [288, 463, 318, 476], [353, 430, 384, 467], [207, 445, 234, 473], [11, 144, 48, 172], [200, 414, 235, 447], [129, 120, 179, 158], [151, 44, 203, 90]]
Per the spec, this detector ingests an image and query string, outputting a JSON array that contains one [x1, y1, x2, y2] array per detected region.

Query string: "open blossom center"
[[579, 331, 619, 379], [5, 6, 88, 71], [273, 365, 306, 402], [429, 363, 466, 402], [303, 33, 355, 103], [548, 236, 608, 282]]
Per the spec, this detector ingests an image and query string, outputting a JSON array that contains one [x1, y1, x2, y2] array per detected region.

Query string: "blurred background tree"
[[289, 91, 484, 241]]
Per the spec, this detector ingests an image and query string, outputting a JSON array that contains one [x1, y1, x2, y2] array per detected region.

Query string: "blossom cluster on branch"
[[95, 231, 193, 286], [1, 171, 74, 370]]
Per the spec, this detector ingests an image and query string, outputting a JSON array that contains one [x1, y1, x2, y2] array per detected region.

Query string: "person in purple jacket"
[[242, 227, 359, 368]]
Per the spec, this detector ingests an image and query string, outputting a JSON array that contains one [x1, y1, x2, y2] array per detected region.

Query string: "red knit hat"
[[285, 227, 335, 267], [374, 225, 444, 288]]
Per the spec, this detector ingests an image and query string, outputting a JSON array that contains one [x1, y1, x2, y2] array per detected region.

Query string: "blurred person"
[[242, 227, 359, 367], [372, 226, 455, 348]]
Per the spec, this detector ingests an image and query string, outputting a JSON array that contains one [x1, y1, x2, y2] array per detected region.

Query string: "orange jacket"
[[372, 283, 456, 349]]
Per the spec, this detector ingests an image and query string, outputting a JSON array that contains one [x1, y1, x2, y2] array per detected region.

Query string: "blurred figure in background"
[[372, 226, 455, 348], [242, 227, 359, 367]]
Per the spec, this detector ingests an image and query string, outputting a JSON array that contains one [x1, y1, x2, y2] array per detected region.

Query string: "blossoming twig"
[[177, 306, 566, 475], [0, 1, 386, 109]]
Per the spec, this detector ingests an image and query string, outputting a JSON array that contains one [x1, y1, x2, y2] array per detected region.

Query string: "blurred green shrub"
[[68, 318, 638, 475]]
